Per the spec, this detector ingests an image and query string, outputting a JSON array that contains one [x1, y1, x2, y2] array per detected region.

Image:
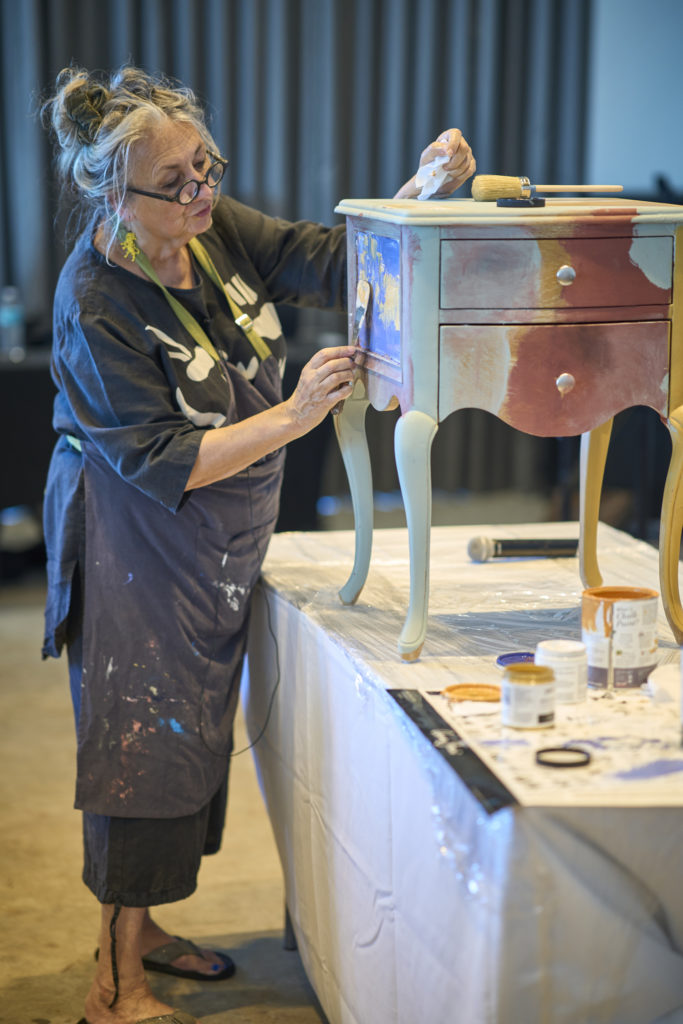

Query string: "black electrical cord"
[[231, 577, 281, 757]]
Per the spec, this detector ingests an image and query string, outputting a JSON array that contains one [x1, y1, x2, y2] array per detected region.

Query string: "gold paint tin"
[[581, 585, 658, 688], [501, 663, 555, 729]]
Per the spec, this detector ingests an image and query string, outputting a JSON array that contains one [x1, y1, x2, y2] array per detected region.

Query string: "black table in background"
[[0, 351, 56, 510]]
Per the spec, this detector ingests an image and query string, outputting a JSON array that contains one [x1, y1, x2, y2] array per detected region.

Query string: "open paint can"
[[581, 585, 658, 688]]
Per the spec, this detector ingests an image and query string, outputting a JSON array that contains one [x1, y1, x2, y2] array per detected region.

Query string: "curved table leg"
[[394, 409, 438, 661], [578, 419, 613, 589], [333, 383, 373, 605], [660, 405, 683, 643]]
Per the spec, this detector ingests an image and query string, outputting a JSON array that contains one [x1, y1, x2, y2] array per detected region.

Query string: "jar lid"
[[535, 639, 587, 659], [503, 663, 554, 684], [496, 651, 535, 669]]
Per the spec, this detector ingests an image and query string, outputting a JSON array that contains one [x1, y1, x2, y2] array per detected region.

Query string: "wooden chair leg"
[[660, 405, 683, 643], [578, 419, 612, 589], [283, 904, 297, 951]]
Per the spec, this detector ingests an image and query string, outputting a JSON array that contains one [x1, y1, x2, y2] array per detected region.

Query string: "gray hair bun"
[[54, 68, 109, 148]]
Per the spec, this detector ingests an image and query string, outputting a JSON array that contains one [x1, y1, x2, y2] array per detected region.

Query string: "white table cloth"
[[242, 523, 683, 1024]]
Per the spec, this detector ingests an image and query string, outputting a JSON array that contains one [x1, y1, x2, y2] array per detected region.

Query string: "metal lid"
[[503, 663, 555, 685], [535, 639, 587, 660]]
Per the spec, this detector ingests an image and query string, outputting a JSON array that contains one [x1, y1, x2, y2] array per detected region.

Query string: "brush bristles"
[[471, 175, 523, 201]]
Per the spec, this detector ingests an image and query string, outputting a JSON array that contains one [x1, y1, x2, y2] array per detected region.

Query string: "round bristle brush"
[[471, 175, 624, 202]]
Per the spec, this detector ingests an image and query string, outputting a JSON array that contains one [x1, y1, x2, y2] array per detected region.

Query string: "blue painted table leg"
[[394, 409, 438, 660], [334, 386, 373, 605]]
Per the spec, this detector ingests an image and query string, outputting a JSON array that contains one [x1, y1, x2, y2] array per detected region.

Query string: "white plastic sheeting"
[[243, 523, 683, 1024]]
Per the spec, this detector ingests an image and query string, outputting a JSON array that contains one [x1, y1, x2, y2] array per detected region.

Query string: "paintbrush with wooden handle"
[[471, 175, 624, 202], [331, 278, 371, 415]]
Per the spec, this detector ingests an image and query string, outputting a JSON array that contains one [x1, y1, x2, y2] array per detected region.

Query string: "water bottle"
[[0, 286, 26, 362]]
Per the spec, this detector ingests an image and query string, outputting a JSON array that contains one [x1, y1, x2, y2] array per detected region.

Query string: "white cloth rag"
[[415, 151, 452, 200]]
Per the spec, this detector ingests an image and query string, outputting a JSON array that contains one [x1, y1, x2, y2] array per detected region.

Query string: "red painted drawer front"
[[440, 237, 673, 310], [439, 321, 670, 436]]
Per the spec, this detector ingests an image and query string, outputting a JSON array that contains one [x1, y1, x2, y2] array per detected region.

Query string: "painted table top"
[[335, 196, 683, 225]]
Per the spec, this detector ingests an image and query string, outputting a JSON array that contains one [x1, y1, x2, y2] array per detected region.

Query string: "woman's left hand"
[[394, 128, 476, 199]]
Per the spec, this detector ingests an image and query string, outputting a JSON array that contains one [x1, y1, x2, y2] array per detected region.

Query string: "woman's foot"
[[87, 904, 204, 1023], [140, 911, 228, 977], [83, 975, 187, 1023]]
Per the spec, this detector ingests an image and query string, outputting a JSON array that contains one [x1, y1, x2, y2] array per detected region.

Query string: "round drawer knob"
[[556, 264, 576, 286], [556, 372, 576, 395]]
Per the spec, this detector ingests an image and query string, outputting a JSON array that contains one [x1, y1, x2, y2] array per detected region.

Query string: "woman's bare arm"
[[186, 345, 357, 490]]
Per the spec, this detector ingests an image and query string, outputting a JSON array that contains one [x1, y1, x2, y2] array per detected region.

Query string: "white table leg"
[[334, 383, 373, 605], [394, 409, 438, 660], [578, 419, 613, 589]]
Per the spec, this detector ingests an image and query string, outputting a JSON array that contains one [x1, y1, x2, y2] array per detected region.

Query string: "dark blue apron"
[[73, 361, 284, 818]]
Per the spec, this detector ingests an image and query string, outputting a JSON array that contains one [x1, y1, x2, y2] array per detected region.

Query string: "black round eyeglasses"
[[126, 152, 228, 206]]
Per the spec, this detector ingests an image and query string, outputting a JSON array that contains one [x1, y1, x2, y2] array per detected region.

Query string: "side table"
[[333, 197, 683, 659]]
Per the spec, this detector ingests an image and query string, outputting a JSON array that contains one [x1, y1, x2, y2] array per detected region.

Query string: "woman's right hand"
[[286, 345, 359, 432], [186, 345, 359, 491]]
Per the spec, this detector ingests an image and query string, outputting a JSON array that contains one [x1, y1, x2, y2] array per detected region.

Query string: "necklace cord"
[[115, 227, 272, 364]]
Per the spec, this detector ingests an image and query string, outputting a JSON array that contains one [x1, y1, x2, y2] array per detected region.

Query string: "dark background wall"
[[1, 0, 591, 336], [0, 0, 675, 540]]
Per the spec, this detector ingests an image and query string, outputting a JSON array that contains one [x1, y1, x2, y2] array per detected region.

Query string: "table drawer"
[[439, 321, 670, 435], [440, 237, 673, 310]]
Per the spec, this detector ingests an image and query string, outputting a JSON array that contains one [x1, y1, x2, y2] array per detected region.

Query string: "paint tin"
[[534, 639, 588, 704], [581, 585, 658, 688], [501, 663, 555, 729]]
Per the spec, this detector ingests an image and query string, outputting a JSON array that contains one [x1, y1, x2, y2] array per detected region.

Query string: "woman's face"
[[122, 118, 216, 252]]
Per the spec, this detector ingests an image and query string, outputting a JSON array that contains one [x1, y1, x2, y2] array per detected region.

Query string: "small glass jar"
[[501, 663, 555, 729], [535, 639, 588, 704]]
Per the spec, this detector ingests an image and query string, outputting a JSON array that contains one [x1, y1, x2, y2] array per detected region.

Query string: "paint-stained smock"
[[42, 195, 346, 818]]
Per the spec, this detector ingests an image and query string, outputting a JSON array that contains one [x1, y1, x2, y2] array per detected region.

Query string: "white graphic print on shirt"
[[145, 273, 289, 426]]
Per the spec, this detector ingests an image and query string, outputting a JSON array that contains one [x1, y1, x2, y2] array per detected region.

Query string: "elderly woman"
[[40, 65, 475, 1024]]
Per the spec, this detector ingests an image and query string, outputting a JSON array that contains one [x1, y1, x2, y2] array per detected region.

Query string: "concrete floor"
[[0, 575, 326, 1024]]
